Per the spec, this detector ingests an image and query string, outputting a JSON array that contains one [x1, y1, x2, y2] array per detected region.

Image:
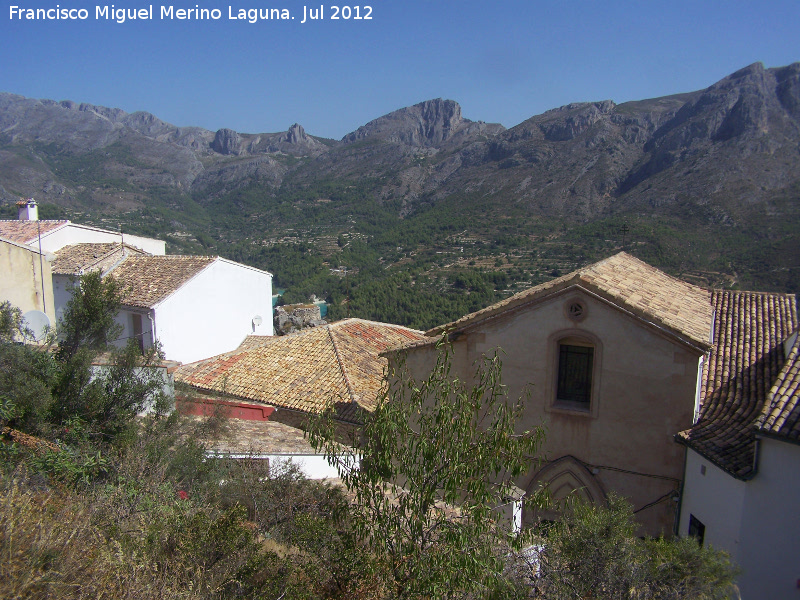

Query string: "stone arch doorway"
[[523, 455, 606, 527]]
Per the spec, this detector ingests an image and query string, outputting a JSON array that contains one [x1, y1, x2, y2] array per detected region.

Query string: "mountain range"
[[0, 62, 798, 327]]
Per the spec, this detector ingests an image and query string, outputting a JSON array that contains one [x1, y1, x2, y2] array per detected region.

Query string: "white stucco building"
[[108, 254, 273, 363], [49, 243, 273, 363], [0, 199, 165, 256]]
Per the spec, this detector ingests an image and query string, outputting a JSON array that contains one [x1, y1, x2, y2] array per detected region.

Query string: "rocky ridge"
[[0, 62, 798, 230]]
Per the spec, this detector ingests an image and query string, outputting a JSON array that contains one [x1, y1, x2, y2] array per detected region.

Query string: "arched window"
[[548, 330, 602, 416], [556, 337, 594, 405]]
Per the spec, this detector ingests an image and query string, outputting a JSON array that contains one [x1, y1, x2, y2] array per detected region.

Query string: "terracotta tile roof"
[[0, 220, 68, 245], [677, 291, 797, 478], [192, 417, 321, 456], [51, 243, 148, 275], [757, 333, 800, 442], [108, 255, 218, 308], [174, 319, 426, 423], [233, 335, 282, 351], [422, 252, 713, 350]]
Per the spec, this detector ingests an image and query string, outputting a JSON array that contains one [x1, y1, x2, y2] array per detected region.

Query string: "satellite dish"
[[21, 310, 52, 342], [252, 315, 263, 327]]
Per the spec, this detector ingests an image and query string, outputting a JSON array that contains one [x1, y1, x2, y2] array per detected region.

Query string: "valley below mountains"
[[1, 62, 798, 329]]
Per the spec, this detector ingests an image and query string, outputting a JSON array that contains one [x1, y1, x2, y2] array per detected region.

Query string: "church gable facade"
[[394, 253, 714, 535]]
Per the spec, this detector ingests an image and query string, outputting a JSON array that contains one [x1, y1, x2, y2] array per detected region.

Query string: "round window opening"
[[567, 301, 586, 321]]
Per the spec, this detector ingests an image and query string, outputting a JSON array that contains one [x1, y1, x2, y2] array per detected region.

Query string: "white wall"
[[35, 223, 166, 255], [154, 258, 272, 363], [207, 454, 350, 480], [736, 438, 800, 599], [271, 455, 342, 479], [52, 274, 76, 324], [678, 449, 746, 563], [114, 309, 155, 351]]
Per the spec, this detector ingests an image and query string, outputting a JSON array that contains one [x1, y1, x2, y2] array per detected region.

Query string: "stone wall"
[[274, 304, 326, 335]]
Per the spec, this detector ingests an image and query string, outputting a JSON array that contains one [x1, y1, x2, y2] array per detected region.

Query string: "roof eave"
[[754, 429, 800, 448], [118, 257, 218, 310], [152, 257, 218, 309], [22, 220, 70, 244], [216, 256, 273, 278], [426, 274, 583, 337], [419, 280, 711, 355], [175, 388, 367, 426], [674, 433, 757, 481]]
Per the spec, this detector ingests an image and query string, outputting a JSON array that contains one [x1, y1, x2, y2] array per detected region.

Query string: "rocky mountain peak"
[[284, 123, 308, 144], [775, 62, 800, 119], [642, 61, 800, 155], [1, 61, 798, 250], [538, 100, 617, 141], [211, 128, 242, 155], [342, 98, 496, 148], [121, 111, 174, 137]]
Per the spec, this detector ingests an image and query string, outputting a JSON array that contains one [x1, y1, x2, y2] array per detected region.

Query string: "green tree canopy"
[[523, 495, 739, 600], [310, 336, 545, 599], [2, 272, 169, 452]]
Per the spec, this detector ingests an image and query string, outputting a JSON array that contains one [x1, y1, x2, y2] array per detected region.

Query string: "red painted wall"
[[176, 396, 275, 421]]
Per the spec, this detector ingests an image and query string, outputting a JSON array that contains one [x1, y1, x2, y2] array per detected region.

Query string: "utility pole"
[[342, 266, 350, 319], [619, 222, 630, 248]]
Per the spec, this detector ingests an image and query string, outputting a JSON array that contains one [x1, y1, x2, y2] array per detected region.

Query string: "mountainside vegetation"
[[1, 62, 799, 330]]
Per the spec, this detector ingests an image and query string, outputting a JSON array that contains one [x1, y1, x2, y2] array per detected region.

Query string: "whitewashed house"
[[0, 198, 165, 255], [50, 242, 148, 324], [106, 254, 273, 363], [677, 289, 798, 600], [4, 199, 272, 363]]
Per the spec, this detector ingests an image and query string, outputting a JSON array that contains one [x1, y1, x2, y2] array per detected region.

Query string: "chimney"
[[17, 198, 38, 221]]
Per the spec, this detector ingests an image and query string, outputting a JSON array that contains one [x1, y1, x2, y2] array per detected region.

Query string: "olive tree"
[[0, 302, 56, 433], [525, 495, 740, 600], [51, 271, 170, 442], [2, 273, 168, 447], [309, 336, 544, 599]]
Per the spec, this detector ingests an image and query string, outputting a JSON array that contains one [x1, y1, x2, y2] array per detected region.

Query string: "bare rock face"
[[538, 101, 616, 141], [191, 155, 286, 194], [211, 128, 243, 155], [121, 111, 174, 138], [0, 94, 124, 151], [262, 123, 328, 155], [285, 123, 307, 144], [274, 304, 325, 335], [776, 63, 800, 118], [614, 62, 800, 195], [343, 98, 504, 148]]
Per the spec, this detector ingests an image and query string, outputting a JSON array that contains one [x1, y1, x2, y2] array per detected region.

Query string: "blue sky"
[[2, 0, 799, 139]]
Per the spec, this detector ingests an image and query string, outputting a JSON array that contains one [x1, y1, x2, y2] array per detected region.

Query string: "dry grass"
[[0, 471, 267, 600], [0, 475, 126, 599], [0, 414, 387, 600]]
